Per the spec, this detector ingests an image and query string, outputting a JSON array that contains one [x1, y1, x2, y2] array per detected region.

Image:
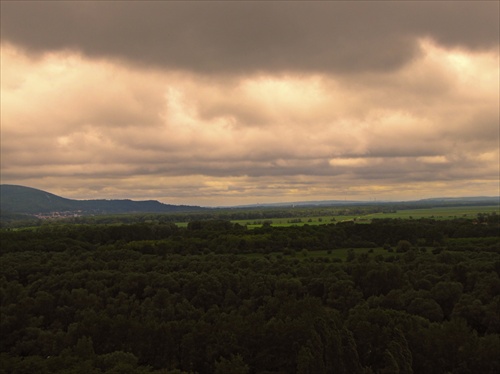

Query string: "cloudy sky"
[[1, 1, 499, 206]]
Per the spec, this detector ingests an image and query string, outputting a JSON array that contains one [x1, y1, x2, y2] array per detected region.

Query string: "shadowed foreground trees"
[[0, 217, 499, 373]]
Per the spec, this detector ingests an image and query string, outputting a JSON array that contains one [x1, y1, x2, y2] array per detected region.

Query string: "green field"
[[365, 205, 499, 220], [223, 205, 499, 228], [232, 216, 354, 229]]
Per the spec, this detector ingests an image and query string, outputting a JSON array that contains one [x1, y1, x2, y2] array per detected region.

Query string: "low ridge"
[[0, 185, 203, 216]]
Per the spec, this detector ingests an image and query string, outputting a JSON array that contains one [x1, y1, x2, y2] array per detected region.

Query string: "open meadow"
[[224, 205, 499, 229]]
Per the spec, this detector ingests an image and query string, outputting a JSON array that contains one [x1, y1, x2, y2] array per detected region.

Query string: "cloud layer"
[[1, 2, 498, 205], [2, 2, 498, 74]]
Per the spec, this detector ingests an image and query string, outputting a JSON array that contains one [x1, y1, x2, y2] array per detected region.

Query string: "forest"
[[1, 213, 499, 373]]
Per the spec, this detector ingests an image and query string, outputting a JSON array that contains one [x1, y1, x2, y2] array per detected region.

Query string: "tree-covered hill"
[[0, 185, 77, 213], [0, 185, 204, 216]]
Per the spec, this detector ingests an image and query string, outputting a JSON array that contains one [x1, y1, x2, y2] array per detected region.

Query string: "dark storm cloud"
[[2, 1, 498, 75], [2, 1, 498, 205]]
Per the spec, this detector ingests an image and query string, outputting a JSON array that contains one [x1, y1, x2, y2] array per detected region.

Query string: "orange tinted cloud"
[[1, 2, 498, 205]]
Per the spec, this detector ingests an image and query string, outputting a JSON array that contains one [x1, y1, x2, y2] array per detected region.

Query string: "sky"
[[1, 1, 499, 207]]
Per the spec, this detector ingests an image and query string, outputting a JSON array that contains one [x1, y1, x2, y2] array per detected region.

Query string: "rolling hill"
[[0, 185, 204, 216], [1, 184, 498, 222]]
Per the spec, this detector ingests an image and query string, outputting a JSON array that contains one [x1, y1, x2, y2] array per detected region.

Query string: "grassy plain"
[[365, 205, 499, 220], [227, 205, 499, 228]]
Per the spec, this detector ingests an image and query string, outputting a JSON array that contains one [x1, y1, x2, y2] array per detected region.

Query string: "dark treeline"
[[2, 216, 499, 255], [1, 206, 372, 228], [1, 216, 499, 373], [0, 207, 350, 228]]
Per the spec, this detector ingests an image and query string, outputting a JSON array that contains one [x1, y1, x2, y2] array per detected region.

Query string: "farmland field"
[[225, 205, 499, 228], [365, 205, 499, 220]]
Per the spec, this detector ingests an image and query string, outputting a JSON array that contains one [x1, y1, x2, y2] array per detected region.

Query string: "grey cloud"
[[2, 1, 498, 75], [446, 111, 500, 144]]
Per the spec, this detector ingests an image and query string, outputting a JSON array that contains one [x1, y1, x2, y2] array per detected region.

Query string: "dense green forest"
[[1, 214, 499, 373]]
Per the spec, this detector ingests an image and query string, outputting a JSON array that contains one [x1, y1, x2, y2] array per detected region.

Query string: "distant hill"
[[0, 185, 204, 216], [235, 196, 499, 209], [415, 196, 500, 204], [1, 184, 498, 220]]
